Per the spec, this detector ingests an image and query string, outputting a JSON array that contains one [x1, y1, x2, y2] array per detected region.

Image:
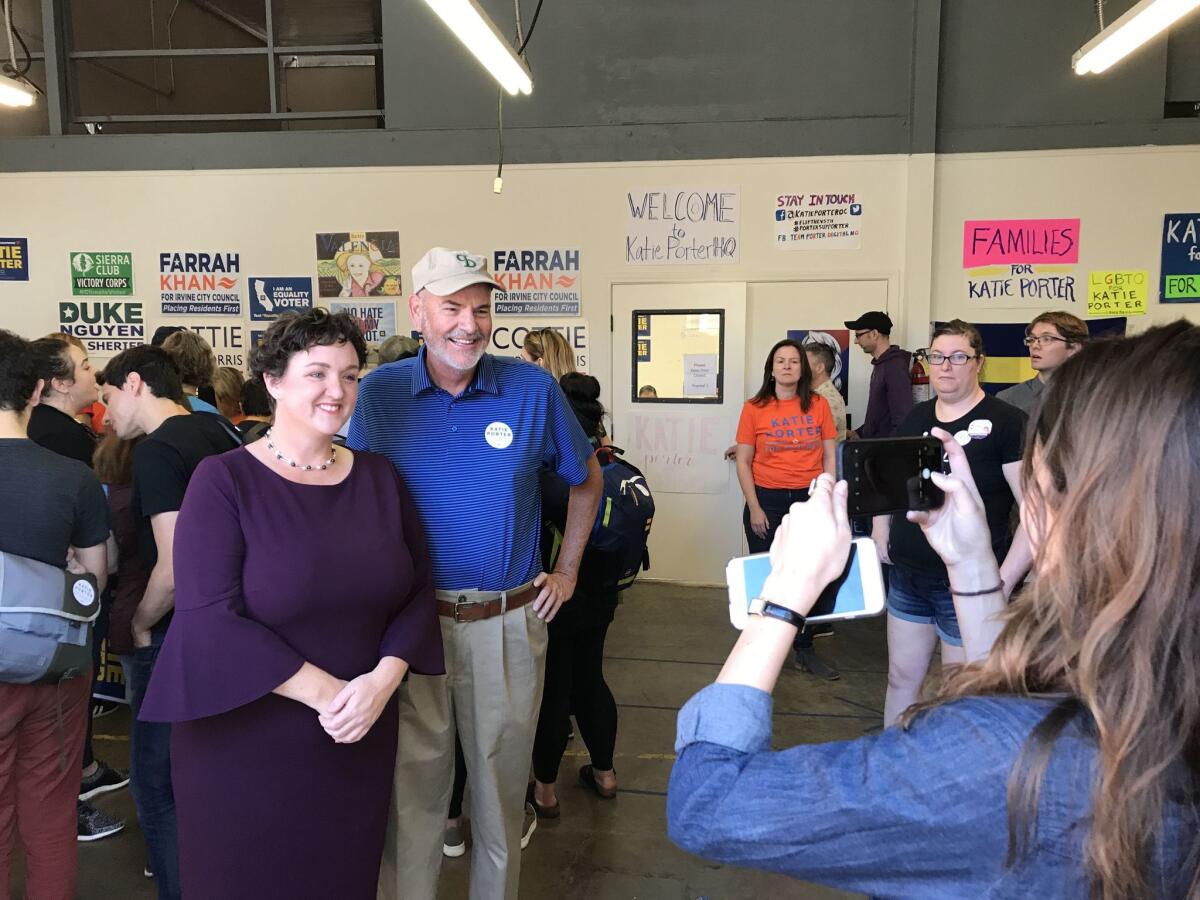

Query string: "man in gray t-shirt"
[[998, 312, 1087, 416]]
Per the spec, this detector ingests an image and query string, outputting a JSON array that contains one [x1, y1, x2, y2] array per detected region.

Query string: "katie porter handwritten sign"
[[625, 188, 740, 264]]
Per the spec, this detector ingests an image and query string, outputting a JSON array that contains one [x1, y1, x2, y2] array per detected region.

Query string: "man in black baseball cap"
[[844, 310, 912, 439]]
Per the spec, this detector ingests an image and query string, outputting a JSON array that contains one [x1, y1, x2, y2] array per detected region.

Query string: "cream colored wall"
[[0, 155, 912, 403], [3, 145, 1198, 584], [931, 146, 1200, 332]]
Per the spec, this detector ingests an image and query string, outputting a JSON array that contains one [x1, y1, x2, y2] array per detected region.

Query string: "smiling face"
[[263, 341, 361, 437], [929, 333, 982, 403], [409, 284, 493, 375], [346, 252, 372, 285]]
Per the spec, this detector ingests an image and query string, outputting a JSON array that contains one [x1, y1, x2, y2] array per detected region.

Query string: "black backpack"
[[585, 446, 655, 591]]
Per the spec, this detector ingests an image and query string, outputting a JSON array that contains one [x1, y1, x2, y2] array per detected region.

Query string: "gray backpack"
[[0, 551, 99, 684]]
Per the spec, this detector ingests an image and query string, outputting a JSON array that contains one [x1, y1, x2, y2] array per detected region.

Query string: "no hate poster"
[[1160, 213, 1200, 303], [329, 302, 396, 343], [775, 193, 863, 249], [963, 219, 1080, 305], [492, 249, 581, 316], [315, 231, 403, 299], [625, 187, 739, 264]]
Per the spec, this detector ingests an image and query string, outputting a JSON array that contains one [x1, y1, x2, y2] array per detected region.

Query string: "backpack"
[[0, 551, 99, 684], [587, 445, 654, 591]]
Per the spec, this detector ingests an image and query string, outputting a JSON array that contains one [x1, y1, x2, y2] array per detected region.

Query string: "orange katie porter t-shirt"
[[735, 393, 835, 489]]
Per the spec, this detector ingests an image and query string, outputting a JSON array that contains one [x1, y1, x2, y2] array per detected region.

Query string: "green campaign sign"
[[71, 251, 134, 296]]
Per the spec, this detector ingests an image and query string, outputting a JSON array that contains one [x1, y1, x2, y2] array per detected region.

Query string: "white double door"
[[611, 279, 889, 584]]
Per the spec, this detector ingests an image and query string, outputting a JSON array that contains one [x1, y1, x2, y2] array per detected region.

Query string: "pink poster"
[[963, 218, 1080, 268]]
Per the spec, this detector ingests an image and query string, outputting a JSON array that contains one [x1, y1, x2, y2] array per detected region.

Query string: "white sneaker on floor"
[[443, 823, 466, 858], [520, 802, 537, 850]]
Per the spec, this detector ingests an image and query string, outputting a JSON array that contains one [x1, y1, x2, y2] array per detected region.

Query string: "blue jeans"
[[121, 632, 181, 900], [886, 563, 961, 646]]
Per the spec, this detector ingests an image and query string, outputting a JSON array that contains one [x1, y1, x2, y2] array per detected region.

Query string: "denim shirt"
[[668, 684, 1198, 899]]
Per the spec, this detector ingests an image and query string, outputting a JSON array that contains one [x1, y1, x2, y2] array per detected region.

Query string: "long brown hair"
[[749, 339, 813, 411], [93, 432, 139, 486], [902, 321, 1200, 898]]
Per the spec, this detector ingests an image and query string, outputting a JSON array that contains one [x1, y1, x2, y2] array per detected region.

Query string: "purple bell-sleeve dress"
[[140, 448, 444, 899]]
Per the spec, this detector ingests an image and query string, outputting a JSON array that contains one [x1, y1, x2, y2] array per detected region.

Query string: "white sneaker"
[[520, 802, 537, 850], [443, 823, 466, 858]]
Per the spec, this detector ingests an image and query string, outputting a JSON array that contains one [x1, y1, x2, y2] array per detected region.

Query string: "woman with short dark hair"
[[669, 321, 1200, 899], [140, 308, 445, 898]]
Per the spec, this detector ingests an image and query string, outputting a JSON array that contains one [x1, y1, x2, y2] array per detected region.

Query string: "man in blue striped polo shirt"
[[348, 247, 601, 900]]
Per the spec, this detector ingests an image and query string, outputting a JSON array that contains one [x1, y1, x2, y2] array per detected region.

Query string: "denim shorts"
[[886, 563, 961, 646]]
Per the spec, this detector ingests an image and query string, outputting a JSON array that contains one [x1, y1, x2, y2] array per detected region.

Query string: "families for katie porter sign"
[[963, 219, 1080, 304]]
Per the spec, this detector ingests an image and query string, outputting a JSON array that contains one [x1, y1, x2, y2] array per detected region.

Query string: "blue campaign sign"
[[0, 238, 30, 281], [248, 276, 314, 320], [1160, 213, 1200, 303]]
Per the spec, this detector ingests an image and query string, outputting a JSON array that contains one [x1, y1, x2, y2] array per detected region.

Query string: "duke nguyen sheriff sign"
[[59, 301, 145, 355]]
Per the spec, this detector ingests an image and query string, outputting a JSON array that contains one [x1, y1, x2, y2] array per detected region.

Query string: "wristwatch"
[[748, 598, 806, 629]]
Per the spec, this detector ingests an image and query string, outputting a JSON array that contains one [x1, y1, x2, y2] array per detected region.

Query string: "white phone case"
[[725, 537, 887, 630]]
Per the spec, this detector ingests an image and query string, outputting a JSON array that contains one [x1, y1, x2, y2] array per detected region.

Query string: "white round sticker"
[[484, 421, 514, 450], [954, 430, 972, 446], [967, 418, 993, 439], [73, 580, 96, 607]]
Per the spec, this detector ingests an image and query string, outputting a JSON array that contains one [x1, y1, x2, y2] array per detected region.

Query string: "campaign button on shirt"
[[485, 421, 514, 449]]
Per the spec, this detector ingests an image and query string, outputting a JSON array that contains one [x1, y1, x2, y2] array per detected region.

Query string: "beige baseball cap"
[[411, 247, 504, 297]]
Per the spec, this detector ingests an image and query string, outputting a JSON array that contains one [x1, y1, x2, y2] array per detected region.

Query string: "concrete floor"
[[34, 582, 886, 899]]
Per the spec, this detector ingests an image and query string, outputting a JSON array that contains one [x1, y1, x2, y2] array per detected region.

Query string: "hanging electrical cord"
[[1096, 0, 1105, 30], [495, 0, 545, 192], [2, 0, 41, 94]]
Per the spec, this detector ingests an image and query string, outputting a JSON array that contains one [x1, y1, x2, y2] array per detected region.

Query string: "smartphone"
[[837, 436, 947, 518], [726, 537, 886, 630]]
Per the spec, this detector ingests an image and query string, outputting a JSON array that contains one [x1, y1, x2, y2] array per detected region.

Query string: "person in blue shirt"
[[347, 247, 602, 900], [667, 321, 1200, 899]]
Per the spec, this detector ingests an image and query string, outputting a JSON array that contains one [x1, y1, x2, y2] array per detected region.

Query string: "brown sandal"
[[578, 765, 617, 799]]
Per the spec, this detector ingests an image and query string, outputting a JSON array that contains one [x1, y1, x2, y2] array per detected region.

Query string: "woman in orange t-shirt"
[[734, 338, 838, 678]]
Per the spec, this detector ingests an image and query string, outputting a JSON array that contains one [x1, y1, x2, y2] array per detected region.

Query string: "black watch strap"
[[751, 599, 806, 629]]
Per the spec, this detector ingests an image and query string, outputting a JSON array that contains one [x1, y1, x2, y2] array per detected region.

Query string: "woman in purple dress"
[[141, 309, 444, 899]]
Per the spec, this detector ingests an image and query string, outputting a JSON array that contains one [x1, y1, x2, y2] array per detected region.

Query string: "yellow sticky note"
[[1087, 270, 1147, 317]]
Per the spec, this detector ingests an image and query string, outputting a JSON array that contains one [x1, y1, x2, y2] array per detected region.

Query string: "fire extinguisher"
[[911, 355, 932, 404]]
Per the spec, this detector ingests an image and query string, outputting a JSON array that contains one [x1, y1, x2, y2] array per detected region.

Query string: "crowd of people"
[[0, 241, 1197, 900]]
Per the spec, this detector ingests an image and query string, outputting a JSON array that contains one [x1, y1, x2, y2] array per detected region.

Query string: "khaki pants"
[[378, 600, 548, 900]]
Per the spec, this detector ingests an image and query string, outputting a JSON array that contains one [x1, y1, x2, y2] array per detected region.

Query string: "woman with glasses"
[[997, 312, 1088, 416], [874, 319, 1028, 725]]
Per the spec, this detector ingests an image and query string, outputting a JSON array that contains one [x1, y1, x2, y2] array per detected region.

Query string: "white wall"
[[3, 145, 1198, 583]]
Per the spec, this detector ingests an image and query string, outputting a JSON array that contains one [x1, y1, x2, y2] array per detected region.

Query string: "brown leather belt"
[[435, 583, 538, 623]]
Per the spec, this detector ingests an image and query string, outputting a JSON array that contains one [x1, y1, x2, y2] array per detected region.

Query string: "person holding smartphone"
[[874, 319, 1029, 725], [734, 339, 838, 679], [667, 321, 1199, 897]]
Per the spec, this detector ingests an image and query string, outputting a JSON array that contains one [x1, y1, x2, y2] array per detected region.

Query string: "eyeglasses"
[[1023, 334, 1070, 348], [918, 350, 978, 367], [854, 329, 873, 339]]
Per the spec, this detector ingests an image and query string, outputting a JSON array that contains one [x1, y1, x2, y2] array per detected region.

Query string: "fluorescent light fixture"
[[0, 74, 35, 108], [423, 0, 533, 95], [1073, 0, 1200, 74]]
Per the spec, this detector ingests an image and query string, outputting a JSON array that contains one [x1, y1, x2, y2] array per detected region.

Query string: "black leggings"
[[531, 622, 617, 784], [743, 485, 814, 651], [448, 734, 468, 820]]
